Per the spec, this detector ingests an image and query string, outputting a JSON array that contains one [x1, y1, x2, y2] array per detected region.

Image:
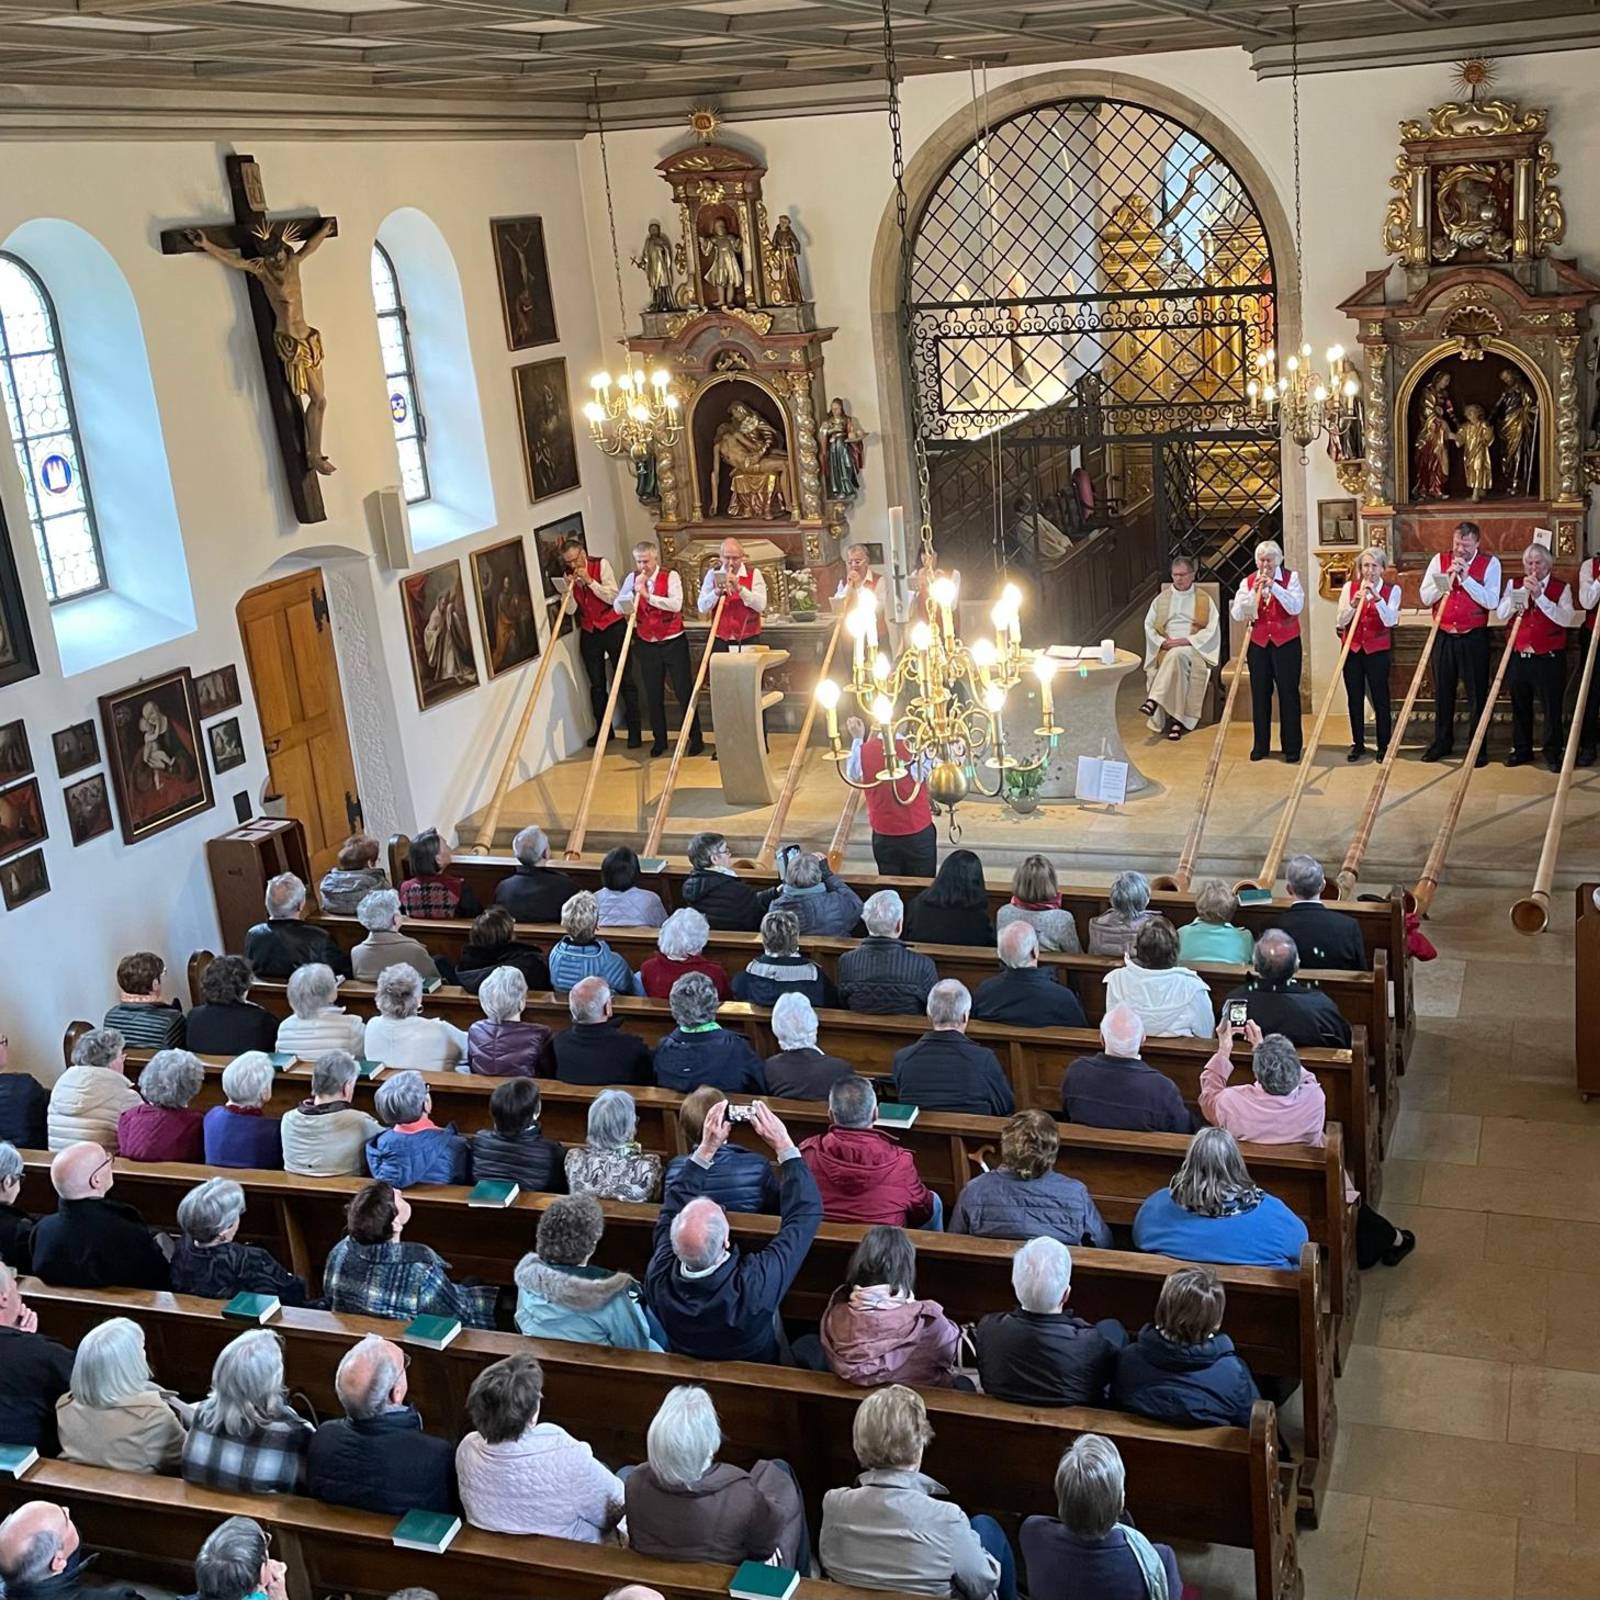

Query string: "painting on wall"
[[401, 559, 480, 711], [208, 717, 247, 775], [64, 772, 113, 847], [195, 664, 242, 719], [51, 720, 99, 779], [98, 668, 214, 844], [0, 720, 30, 786], [1317, 497, 1359, 547], [0, 849, 48, 912], [0, 505, 39, 692], [0, 777, 47, 858], [471, 537, 540, 679], [514, 358, 581, 503], [491, 217, 558, 351], [533, 511, 584, 616]]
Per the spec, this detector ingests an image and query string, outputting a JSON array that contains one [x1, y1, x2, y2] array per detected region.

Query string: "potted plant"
[[1004, 762, 1047, 815]]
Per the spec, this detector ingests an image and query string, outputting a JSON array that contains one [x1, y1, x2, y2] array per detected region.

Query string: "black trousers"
[[578, 621, 640, 739], [711, 633, 766, 746], [1355, 1202, 1401, 1270], [1507, 649, 1566, 758], [872, 823, 938, 878], [1343, 648, 1392, 753], [1247, 636, 1302, 758], [1431, 628, 1490, 752], [634, 634, 702, 750]]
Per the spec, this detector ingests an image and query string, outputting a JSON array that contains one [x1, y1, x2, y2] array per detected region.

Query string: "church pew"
[[18, 1285, 1310, 1571], [1576, 882, 1600, 1101]]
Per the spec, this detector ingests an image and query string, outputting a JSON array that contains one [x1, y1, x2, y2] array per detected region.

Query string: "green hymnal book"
[[268, 1052, 299, 1069], [467, 1179, 520, 1208], [422, 976, 444, 993], [874, 1102, 919, 1129], [391, 1509, 462, 1554], [222, 1292, 281, 1325], [355, 1058, 386, 1079], [637, 856, 669, 874], [0, 1445, 39, 1479], [728, 1562, 799, 1600], [403, 1314, 462, 1349], [1237, 887, 1275, 905]]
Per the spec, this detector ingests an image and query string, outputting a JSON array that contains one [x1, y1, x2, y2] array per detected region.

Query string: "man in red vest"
[[697, 535, 770, 755], [559, 537, 641, 749], [1576, 552, 1600, 767], [616, 539, 704, 759], [1228, 538, 1305, 762], [1418, 520, 1502, 766], [845, 714, 936, 877], [1496, 542, 1576, 770]]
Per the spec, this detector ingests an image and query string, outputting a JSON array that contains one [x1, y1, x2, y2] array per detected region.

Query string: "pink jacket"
[[820, 1285, 963, 1388], [456, 1421, 625, 1542]]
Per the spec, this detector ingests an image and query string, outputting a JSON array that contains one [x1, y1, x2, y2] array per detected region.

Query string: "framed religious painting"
[[0, 503, 39, 692], [471, 537, 540, 679], [98, 668, 214, 845], [194, 663, 242, 720], [0, 849, 48, 912], [64, 771, 113, 846], [0, 776, 47, 858], [1317, 497, 1359, 547], [52, 719, 98, 779], [533, 511, 583, 619], [401, 559, 480, 711], [491, 217, 558, 351], [208, 716, 247, 775], [0, 720, 31, 786], [513, 358, 581, 503]]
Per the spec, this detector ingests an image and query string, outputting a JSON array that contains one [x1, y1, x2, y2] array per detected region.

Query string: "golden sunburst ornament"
[[688, 104, 722, 143], [1452, 56, 1497, 104]]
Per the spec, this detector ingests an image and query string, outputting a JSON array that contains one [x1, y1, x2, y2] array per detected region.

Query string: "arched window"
[[370, 241, 430, 504], [0, 253, 104, 602]]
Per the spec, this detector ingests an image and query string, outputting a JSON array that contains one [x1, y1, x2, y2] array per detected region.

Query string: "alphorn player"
[[1496, 541, 1575, 771], [844, 714, 936, 878], [832, 543, 882, 607], [1336, 547, 1402, 762], [1575, 550, 1600, 767], [558, 536, 641, 749], [1141, 553, 1219, 741], [697, 534, 769, 754], [615, 539, 704, 760], [1229, 538, 1304, 762], [1419, 519, 1501, 767]]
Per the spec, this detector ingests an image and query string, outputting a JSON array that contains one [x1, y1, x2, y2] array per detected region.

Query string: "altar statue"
[[1412, 369, 1456, 501], [1453, 404, 1496, 503], [1492, 366, 1538, 496], [712, 401, 788, 518], [769, 216, 805, 304], [699, 218, 746, 308], [633, 221, 676, 313], [817, 397, 864, 502]]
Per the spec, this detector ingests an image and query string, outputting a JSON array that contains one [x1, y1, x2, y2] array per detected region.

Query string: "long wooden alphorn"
[[827, 785, 866, 872], [563, 606, 639, 861], [1412, 609, 1525, 917]]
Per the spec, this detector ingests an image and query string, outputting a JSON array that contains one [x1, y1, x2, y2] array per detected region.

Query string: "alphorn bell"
[[563, 606, 639, 861]]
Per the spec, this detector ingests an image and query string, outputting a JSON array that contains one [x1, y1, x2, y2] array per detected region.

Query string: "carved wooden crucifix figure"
[[161, 154, 338, 524]]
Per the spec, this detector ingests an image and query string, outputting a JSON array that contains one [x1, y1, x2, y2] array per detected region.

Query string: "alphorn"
[[562, 606, 639, 861], [1412, 609, 1525, 916], [1511, 610, 1600, 934], [826, 785, 866, 872]]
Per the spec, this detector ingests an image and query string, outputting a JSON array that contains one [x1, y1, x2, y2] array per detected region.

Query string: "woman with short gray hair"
[[1087, 871, 1154, 958], [181, 1328, 313, 1495], [0, 1140, 33, 1271], [640, 907, 731, 1001], [732, 908, 838, 1009], [170, 1175, 306, 1307], [350, 888, 441, 985], [654, 973, 766, 1097], [1231, 537, 1305, 764], [202, 1052, 284, 1171], [273, 962, 365, 1060], [363, 964, 468, 1073], [763, 993, 854, 1102], [467, 965, 555, 1078], [117, 1049, 207, 1163], [48, 1025, 140, 1153], [1177, 878, 1252, 966], [513, 1192, 660, 1350], [366, 1069, 470, 1186], [187, 954, 278, 1057], [564, 1088, 661, 1203], [547, 891, 642, 998], [57, 1315, 190, 1474]]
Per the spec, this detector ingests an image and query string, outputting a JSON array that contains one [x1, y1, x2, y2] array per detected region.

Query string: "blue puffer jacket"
[[663, 1145, 780, 1215], [1110, 1323, 1261, 1428], [947, 1167, 1112, 1249], [365, 1123, 471, 1186], [653, 1029, 767, 1095]]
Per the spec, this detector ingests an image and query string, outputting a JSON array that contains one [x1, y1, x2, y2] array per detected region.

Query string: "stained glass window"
[[370, 242, 430, 504], [0, 253, 105, 603]]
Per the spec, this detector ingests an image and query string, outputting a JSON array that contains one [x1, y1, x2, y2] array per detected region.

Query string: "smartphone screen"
[[1228, 1001, 1249, 1026]]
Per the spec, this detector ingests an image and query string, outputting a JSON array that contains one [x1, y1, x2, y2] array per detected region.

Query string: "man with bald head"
[[972, 921, 1088, 1029], [29, 1142, 169, 1290], [647, 1100, 821, 1363], [0, 1501, 143, 1600], [550, 976, 652, 1086], [604, 1589, 666, 1600], [0, 1262, 73, 1458], [1223, 931, 1351, 1050], [1061, 1004, 1192, 1135]]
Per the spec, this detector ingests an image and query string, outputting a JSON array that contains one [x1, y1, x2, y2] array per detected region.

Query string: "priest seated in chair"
[[1142, 554, 1221, 740]]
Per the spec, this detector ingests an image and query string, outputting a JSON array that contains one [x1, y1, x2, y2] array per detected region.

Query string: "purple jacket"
[[467, 1020, 556, 1078], [202, 1104, 284, 1170]]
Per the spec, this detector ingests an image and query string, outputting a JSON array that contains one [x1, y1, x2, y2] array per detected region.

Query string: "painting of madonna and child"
[[98, 668, 214, 845]]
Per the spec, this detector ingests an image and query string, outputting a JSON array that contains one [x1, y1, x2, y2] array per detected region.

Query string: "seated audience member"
[[56, 1316, 188, 1474], [398, 827, 480, 921], [103, 951, 187, 1050], [1177, 878, 1254, 966], [117, 1049, 206, 1163], [1273, 853, 1366, 971], [892, 981, 1014, 1118], [903, 848, 994, 948], [191, 1517, 286, 1600], [0, 1261, 73, 1455], [350, 889, 440, 984], [647, 1101, 822, 1363], [948, 1109, 1111, 1248], [182, 1329, 312, 1495], [455, 1353, 625, 1542], [547, 892, 641, 997], [664, 1086, 779, 1214], [996, 855, 1082, 953], [1020, 1433, 1182, 1600], [819, 1226, 961, 1389], [0, 1142, 34, 1271], [323, 1180, 497, 1329], [801, 1075, 936, 1228], [471, 1078, 565, 1192], [837, 890, 938, 1016], [552, 977, 653, 1086], [468, 966, 555, 1077], [0, 1034, 47, 1151], [366, 1070, 470, 1186], [454, 906, 549, 995], [280, 1050, 380, 1177], [273, 963, 365, 1060], [169, 1177, 306, 1306], [733, 908, 839, 1008], [764, 993, 854, 1100], [641, 907, 732, 1001], [514, 1193, 660, 1350], [974, 1236, 1124, 1408], [1104, 916, 1213, 1040], [317, 831, 389, 915], [185, 955, 276, 1056], [1086, 871, 1154, 959], [1111, 1264, 1259, 1429], [626, 1385, 808, 1569], [31, 1141, 169, 1290], [1224, 931, 1352, 1050], [595, 845, 668, 928], [202, 1053, 282, 1171], [820, 1383, 1013, 1600], [654, 973, 766, 1095], [364, 965, 468, 1072], [770, 848, 863, 939], [48, 1027, 138, 1153], [564, 1089, 662, 1203], [0, 1497, 147, 1600], [493, 824, 577, 924], [1060, 1005, 1192, 1135], [244, 875, 351, 980], [973, 922, 1087, 1029], [1133, 1127, 1309, 1269], [681, 830, 774, 932], [307, 1334, 456, 1516]]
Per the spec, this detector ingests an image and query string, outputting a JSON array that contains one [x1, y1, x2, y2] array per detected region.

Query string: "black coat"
[[1223, 979, 1352, 1050], [901, 894, 994, 949], [494, 865, 580, 926], [1060, 1052, 1193, 1136], [30, 1197, 170, 1290], [0, 1324, 73, 1455], [0, 1073, 47, 1149], [972, 967, 1087, 1029], [469, 1126, 567, 1192], [975, 1308, 1125, 1408], [0, 1200, 34, 1273], [185, 1000, 278, 1056], [3, 1557, 145, 1600], [891, 1031, 1014, 1118], [552, 1019, 653, 1086], [1271, 902, 1367, 972], [456, 940, 550, 995], [307, 1407, 457, 1516], [680, 868, 774, 933], [243, 919, 351, 980], [762, 1048, 855, 1102]]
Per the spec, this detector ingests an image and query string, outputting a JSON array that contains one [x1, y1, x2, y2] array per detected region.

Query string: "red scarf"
[[1010, 895, 1061, 911]]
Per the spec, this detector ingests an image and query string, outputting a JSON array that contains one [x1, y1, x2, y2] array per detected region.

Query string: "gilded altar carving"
[[1536, 143, 1566, 252], [1363, 348, 1390, 509], [1400, 99, 1547, 140], [1556, 335, 1582, 499], [785, 372, 824, 521]]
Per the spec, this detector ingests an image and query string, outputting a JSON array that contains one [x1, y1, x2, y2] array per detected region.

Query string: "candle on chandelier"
[[1032, 653, 1058, 720], [815, 678, 841, 743], [931, 575, 958, 646]]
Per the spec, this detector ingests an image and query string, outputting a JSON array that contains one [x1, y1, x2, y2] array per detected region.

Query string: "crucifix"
[[161, 154, 338, 525]]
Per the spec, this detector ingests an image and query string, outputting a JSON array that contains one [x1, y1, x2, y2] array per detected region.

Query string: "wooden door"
[[236, 570, 360, 881]]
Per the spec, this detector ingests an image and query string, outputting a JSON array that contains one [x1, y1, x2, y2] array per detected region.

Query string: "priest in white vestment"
[[1142, 554, 1220, 737]]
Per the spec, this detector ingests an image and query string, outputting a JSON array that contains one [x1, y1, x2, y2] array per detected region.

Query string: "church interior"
[[5, 2, 1600, 1596]]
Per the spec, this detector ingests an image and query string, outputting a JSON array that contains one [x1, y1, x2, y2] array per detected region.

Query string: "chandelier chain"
[[1290, 7, 1304, 315], [592, 78, 630, 338]]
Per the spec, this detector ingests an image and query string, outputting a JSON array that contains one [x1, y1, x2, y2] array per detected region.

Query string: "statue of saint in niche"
[[699, 218, 746, 308], [712, 401, 788, 518], [1492, 367, 1539, 497], [1452, 404, 1496, 503], [1411, 369, 1457, 501], [634, 222, 676, 313]]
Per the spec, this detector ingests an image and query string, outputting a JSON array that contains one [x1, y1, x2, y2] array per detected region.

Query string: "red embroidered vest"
[[1247, 570, 1301, 648], [1509, 576, 1571, 655], [1435, 550, 1492, 634], [1339, 582, 1394, 655], [572, 556, 622, 633], [861, 737, 934, 837], [715, 567, 763, 642], [634, 568, 682, 644]]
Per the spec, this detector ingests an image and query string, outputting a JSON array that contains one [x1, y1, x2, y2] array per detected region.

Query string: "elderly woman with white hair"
[[117, 1049, 207, 1164], [770, 847, 863, 939], [640, 906, 731, 1001], [363, 964, 468, 1072], [732, 908, 839, 1008], [272, 963, 365, 1060], [763, 992, 854, 1100], [47, 1025, 139, 1153], [625, 1385, 808, 1570], [467, 965, 555, 1077], [1229, 535, 1305, 763], [653, 973, 766, 1096], [1086, 871, 1154, 959], [350, 888, 440, 984], [181, 1328, 313, 1494], [0, 1142, 34, 1271], [547, 892, 641, 997], [365, 1070, 470, 1186], [564, 1089, 661, 1203], [1175, 878, 1253, 967], [201, 1053, 283, 1170], [56, 1315, 191, 1474], [169, 1176, 307, 1306]]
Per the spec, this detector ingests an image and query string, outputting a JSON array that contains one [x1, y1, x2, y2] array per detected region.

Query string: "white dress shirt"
[[1496, 576, 1577, 629], [1229, 566, 1305, 622], [1579, 557, 1599, 614], [1337, 581, 1402, 630], [557, 558, 619, 605], [1419, 552, 1502, 612], [616, 568, 683, 614], [844, 733, 931, 784], [697, 563, 768, 615]]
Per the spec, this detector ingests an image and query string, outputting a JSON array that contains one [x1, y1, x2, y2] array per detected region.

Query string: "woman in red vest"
[[616, 539, 703, 759], [1496, 542, 1577, 770], [1576, 552, 1600, 766], [1417, 520, 1502, 765], [558, 537, 641, 749], [844, 715, 936, 877], [1336, 547, 1402, 762], [1228, 539, 1305, 763]]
